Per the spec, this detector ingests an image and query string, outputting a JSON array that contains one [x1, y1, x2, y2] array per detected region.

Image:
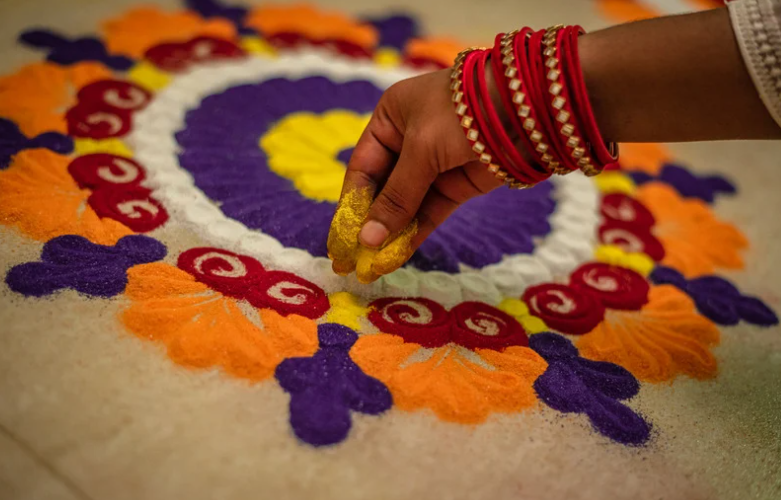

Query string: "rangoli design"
[[1, 0, 777, 449]]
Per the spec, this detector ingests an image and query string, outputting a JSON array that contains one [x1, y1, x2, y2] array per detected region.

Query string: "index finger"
[[327, 100, 404, 275]]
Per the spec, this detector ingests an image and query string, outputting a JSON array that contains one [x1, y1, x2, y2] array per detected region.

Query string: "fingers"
[[369, 163, 502, 277], [327, 100, 403, 276], [413, 162, 502, 248], [359, 139, 438, 248]]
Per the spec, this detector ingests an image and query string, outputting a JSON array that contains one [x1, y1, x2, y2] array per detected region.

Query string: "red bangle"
[[542, 25, 600, 176], [463, 49, 528, 188], [510, 29, 562, 175], [564, 26, 619, 172], [449, 48, 527, 187], [476, 48, 541, 184], [529, 27, 583, 174], [489, 32, 551, 183]]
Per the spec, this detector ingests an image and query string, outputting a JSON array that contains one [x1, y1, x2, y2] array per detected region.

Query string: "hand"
[[327, 68, 504, 283]]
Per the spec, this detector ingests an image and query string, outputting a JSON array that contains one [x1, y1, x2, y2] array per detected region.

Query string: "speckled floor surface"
[[0, 1, 779, 499]]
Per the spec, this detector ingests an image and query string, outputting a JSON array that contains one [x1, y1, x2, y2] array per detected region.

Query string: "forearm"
[[579, 7, 781, 142]]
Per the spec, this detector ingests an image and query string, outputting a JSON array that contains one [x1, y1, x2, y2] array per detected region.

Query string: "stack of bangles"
[[450, 25, 619, 188]]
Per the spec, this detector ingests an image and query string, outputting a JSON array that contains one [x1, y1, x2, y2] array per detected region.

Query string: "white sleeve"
[[729, 0, 781, 129]]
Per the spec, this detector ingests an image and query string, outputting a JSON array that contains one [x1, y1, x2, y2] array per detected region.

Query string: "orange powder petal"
[[637, 183, 747, 276], [404, 38, 464, 68], [102, 6, 237, 58], [0, 149, 132, 245], [0, 63, 68, 136], [246, 5, 378, 50], [0, 62, 114, 137], [618, 143, 670, 174], [66, 62, 114, 88], [577, 285, 720, 383], [596, 0, 660, 23], [122, 263, 318, 382], [351, 335, 546, 424]]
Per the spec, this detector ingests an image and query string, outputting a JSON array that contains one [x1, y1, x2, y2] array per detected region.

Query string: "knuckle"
[[375, 184, 413, 221]]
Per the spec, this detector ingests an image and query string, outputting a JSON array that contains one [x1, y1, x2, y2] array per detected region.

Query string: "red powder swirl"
[[177, 247, 264, 297], [450, 301, 529, 350], [88, 187, 169, 233], [570, 263, 650, 310], [523, 283, 605, 335], [248, 270, 329, 319], [600, 193, 655, 228], [598, 221, 665, 261], [368, 297, 452, 348], [68, 153, 146, 189]]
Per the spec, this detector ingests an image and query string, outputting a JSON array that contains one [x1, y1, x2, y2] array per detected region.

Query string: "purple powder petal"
[[18, 28, 134, 70], [186, 0, 248, 28], [530, 333, 650, 446], [178, 77, 557, 272], [629, 163, 736, 204], [688, 275, 741, 298], [275, 324, 392, 447], [5, 235, 166, 298], [737, 296, 779, 326], [651, 266, 778, 327], [694, 294, 740, 326], [573, 357, 640, 401], [586, 392, 651, 446], [649, 265, 688, 289], [288, 390, 353, 447], [364, 14, 419, 50], [0, 118, 73, 169]]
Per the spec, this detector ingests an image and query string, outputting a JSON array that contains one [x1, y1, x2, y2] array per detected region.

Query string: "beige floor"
[[1, 1, 780, 499]]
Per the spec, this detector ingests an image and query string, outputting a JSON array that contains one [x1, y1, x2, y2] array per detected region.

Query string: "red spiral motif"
[[66, 105, 132, 139], [450, 302, 528, 350], [66, 80, 151, 139], [600, 193, 655, 229], [88, 187, 169, 233], [570, 263, 650, 311], [68, 154, 146, 189], [598, 221, 665, 261], [145, 36, 246, 72], [523, 284, 605, 335], [368, 297, 452, 348], [249, 271, 329, 319], [76, 80, 152, 113], [177, 247, 264, 297]]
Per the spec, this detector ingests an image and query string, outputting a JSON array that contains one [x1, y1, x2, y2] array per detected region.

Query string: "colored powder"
[[530, 333, 651, 446], [355, 246, 379, 284], [371, 219, 418, 276], [351, 334, 547, 424], [326, 292, 368, 331], [576, 285, 720, 383], [276, 323, 392, 446], [6, 234, 166, 297], [326, 186, 372, 275]]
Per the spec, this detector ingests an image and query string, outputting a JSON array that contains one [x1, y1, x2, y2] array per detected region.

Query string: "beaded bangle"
[[475, 48, 541, 184], [542, 25, 600, 176], [529, 26, 583, 174], [506, 29, 562, 175], [488, 32, 551, 183], [448, 24, 618, 189], [449, 48, 527, 188], [564, 26, 619, 172]]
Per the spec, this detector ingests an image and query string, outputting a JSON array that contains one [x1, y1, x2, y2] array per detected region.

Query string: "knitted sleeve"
[[729, 0, 781, 128]]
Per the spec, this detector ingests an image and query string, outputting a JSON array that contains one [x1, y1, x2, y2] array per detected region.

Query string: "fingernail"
[[359, 220, 389, 248]]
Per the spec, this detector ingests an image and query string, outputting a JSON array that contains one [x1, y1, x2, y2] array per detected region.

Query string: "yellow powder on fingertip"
[[327, 186, 372, 270], [371, 219, 418, 276], [356, 246, 380, 284]]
